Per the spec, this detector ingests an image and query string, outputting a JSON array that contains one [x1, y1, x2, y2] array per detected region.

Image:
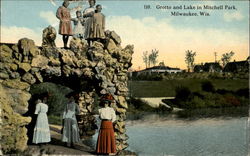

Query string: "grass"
[[128, 79, 249, 97]]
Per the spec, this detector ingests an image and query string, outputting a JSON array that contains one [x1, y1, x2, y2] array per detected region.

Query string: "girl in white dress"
[[72, 11, 85, 39], [32, 98, 51, 144]]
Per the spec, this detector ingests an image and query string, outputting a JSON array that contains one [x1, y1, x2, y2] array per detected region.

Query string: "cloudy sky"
[[1, 0, 249, 70]]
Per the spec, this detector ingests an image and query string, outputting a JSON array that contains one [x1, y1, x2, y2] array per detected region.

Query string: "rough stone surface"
[[2, 79, 30, 90], [0, 84, 31, 153], [31, 55, 49, 68], [19, 63, 31, 72], [0, 28, 133, 153], [22, 72, 36, 84]]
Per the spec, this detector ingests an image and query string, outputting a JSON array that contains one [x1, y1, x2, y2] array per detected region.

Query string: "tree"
[[149, 49, 159, 66], [143, 49, 159, 68], [142, 51, 148, 68], [159, 61, 165, 66], [185, 50, 196, 72], [221, 51, 235, 67]]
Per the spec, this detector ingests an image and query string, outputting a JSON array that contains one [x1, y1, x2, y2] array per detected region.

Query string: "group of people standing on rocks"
[[32, 93, 117, 155], [56, 0, 105, 48]]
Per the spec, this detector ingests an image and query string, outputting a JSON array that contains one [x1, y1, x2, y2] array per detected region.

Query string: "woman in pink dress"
[[56, 0, 73, 49]]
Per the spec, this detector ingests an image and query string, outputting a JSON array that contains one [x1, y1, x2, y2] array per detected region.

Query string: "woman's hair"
[[96, 4, 102, 8], [99, 100, 110, 107], [76, 10, 81, 15], [88, 0, 96, 4], [63, 0, 69, 7]]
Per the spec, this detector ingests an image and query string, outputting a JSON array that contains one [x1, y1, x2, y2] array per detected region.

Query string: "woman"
[[96, 93, 117, 155], [82, 0, 96, 46], [62, 93, 81, 147], [56, 0, 73, 48], [32, 97, 51, 144]]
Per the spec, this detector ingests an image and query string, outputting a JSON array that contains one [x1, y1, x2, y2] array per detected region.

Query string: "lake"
[[84, 114, 249, 156]]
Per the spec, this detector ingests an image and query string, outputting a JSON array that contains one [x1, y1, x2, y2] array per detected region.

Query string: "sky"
[[1, 0, 249, 70]]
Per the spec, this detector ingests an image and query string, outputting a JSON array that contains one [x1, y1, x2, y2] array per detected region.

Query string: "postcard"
[[0, 0, 249, 155]]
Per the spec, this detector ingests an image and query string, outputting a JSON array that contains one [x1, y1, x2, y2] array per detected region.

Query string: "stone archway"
[[0, 26, 133, 153]]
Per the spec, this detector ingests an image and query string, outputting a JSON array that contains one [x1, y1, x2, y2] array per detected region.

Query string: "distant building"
[[194, 63, 222, 73], [136, 66, 183, 75], [193, 65, 204, 72], [223, 60, 249, 73], [203, 62, 222, 72]]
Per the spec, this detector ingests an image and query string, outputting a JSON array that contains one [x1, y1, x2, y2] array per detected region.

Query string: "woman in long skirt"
[[62, 94, 81, 147], [96, 93, 117, 155], [32, 98, 51, 144]]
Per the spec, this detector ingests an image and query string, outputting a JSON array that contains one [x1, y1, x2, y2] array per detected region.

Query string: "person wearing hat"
[[96, 93, 117, 155], [61, 92, 81, 147]]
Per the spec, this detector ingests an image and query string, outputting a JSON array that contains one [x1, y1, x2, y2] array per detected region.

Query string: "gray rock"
[[0, 45, 13, 63], [10, 72, 20, 79], [0, 72, 9, 79], [2, 79, 30, 90], [31, 55, 49, 68], [43, 66, 61, 77], [22, 73, 36, 84], [42, 25, 57, 48], [19, 63, 31, 72], [34, 72, 43, 83]]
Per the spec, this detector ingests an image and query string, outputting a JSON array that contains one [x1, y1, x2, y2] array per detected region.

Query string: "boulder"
[[0, 72, 9, 79], [48, 57, 61, 66], [2, 79, 30, 90], [106, 38, 119, 54], [43, 66, 61, 77], [19, 63, 31, 72], [34, 72, 43, 82], [42, 25, 57, 48], [22, 73, 36, 84], [60, 49, 76, 66], [118, 96, 128, 109], [17, 38, 37, 61], [31, 55, 49, 68], [0, 45, 13, 63]]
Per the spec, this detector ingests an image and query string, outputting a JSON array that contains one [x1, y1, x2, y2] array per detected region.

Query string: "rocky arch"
[[0, 26, 133, 153]]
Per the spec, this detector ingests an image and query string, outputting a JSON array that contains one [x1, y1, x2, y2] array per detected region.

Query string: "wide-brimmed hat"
[[100, 93, 114, 102]]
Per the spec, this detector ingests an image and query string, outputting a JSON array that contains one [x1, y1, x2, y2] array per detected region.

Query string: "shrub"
[[224, 94, 241, 107], [235, 88, 249, 98], [30, 82, 72, 116], [175, 86, 192, 102], [201, 81, 215, 92]]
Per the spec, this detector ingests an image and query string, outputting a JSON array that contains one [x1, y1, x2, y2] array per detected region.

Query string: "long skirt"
[[62, 118, 81, 143], [32, 113, 51, 144], [96, 120, 116, 154]]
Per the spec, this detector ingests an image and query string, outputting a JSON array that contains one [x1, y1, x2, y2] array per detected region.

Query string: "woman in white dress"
[[32, 97, 51, 144]]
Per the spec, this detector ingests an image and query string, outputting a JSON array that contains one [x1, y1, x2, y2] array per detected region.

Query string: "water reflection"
[[84, 109, 249, 156], [126, 114, 249, 156]]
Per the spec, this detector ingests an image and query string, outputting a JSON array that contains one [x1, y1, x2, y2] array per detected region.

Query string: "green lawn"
[[128, 79, 249, 97]]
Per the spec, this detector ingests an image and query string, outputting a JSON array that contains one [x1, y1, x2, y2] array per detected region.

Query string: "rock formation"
[[0, 27, 133, 153]]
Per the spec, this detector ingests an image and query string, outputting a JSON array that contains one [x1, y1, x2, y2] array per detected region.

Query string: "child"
[[72, 11, 85, 39], [90, 4, 105, 42]]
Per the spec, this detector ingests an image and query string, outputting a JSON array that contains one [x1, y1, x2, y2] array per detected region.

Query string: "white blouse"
[[98, 107, 116, 123]]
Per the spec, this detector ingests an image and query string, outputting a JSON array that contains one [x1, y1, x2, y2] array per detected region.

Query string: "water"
[[85, 114, 249, 156]]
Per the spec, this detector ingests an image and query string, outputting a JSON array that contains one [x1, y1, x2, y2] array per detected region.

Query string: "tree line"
[[185, 50, 235, 72]]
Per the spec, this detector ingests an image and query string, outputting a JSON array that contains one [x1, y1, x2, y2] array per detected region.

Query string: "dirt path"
[[25, 124, 96, 155]]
